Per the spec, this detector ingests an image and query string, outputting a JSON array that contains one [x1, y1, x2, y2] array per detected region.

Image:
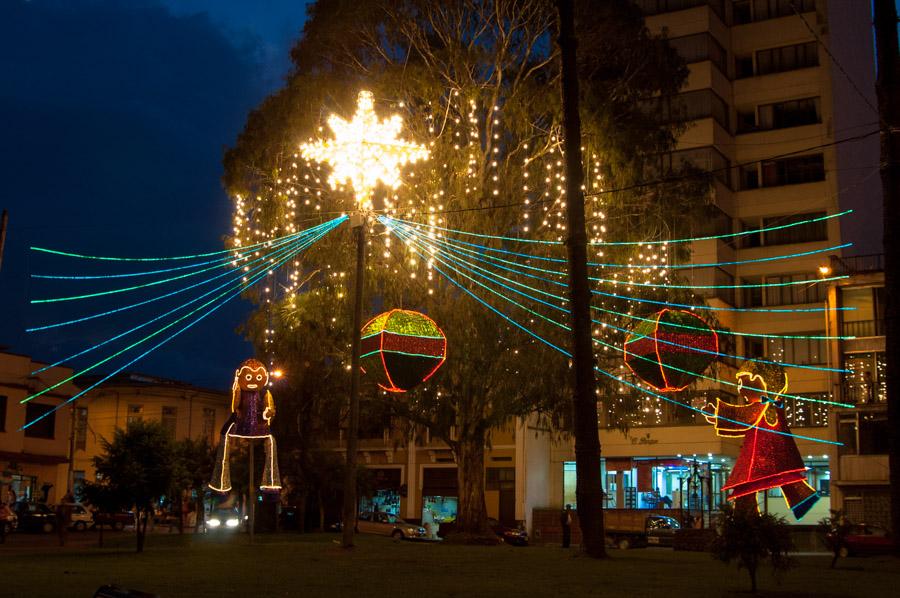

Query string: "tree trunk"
[[97, 522, 104, 548], [455, 434, 490, 536], [318, 489, 326, 532], [555, 0, 606, 559], [136, 510, 146, 553], [749, 563, 757, 593], [874, 0, 900, 553]]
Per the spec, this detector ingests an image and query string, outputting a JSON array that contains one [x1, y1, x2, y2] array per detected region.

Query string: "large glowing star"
[[359, 309, 447, 393], [704, 361, 819, 520], [300, 90, 429, 209], [623, 308, 718, 392]]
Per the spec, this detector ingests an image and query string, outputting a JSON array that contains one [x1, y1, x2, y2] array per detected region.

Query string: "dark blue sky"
[[0, 0, 310, 389]]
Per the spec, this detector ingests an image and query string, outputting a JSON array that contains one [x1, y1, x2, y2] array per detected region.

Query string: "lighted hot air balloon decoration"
[[360, 309, 447, 392], [623, 308, 718, 392]]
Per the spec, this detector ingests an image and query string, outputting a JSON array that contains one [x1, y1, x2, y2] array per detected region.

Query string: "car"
[[58, 502, 93, 531], [92, 510, 135, 531], [356, 511, 427, 540], [207, 507, 243, 531], [488, 518, 528, 546], [645, 514, 680, 547], [827, 523, 893, 557], [13, 502, 56, 533], [0, 503, 18, 534]]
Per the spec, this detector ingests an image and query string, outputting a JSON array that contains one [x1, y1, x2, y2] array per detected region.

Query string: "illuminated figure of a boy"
[[705, 361, 818, 520], [209, 358, 281, 493]]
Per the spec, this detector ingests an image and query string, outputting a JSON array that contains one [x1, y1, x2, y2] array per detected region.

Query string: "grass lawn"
[[1, 532, 897, 597]]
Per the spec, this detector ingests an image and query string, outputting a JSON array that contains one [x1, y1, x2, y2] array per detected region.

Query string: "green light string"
[[21, 217, 346, 405], [390, 222, 853, 406], [384, 217, 853, 271], [30, 220, 341, 304], [28, 221, 330, 262], [386, 223, 842, 446], [386, 210, 850, 247], [387, 220, 854, 337], [29, 219, 345, 375], [27, 219, 341, 330], [29, 225, 317, 280]]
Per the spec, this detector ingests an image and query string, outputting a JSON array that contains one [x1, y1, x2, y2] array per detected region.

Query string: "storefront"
[[421, 467, 457, 525], [359, 467, 402, 516]]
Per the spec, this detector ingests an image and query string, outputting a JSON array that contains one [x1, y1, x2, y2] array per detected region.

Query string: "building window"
[[654, 146, 730, 187], [766, 333, 826, 365], [642, 89, 729, 130], [635, 0, 725, 19], [764, 273, 826, 305], [739, 155, 825, 190], [757, 42, 818, 76], [750, 0, 815, 21], [486, 467, 515, 490], [202, 408, 216, 443], [127, 404, 143, 428], [24, 403, 55, 439], [668, 32, 728, 74], [784, 393, 830, 428], [74, 407, 88, 450], [843, 352, 886, 405], [161, 406, 177, 438], [761, 211, 827, 245], [841, 286, 885, 338], [0, 395, 7, 432], [758, 97, 821, 130], [838, 411, 889, 456]]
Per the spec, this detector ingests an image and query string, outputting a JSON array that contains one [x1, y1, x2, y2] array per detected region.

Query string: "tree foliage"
[[87, 420, 174, 552], [712, 503, 795, 593], [223, 0, 711, 537]]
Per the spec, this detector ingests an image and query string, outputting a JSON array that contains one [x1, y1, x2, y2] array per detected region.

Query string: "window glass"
[[24, 403, 55, 439]]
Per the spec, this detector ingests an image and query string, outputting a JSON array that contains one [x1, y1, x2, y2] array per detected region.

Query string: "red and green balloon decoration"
[[360, 309, 447, 393], [623, 308, 718, 392]]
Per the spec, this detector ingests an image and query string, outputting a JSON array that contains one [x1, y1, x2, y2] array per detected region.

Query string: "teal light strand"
[[29, 219, 344, 375], [388, 219, 854, 337], [27, 220, 339, 332], [385, 221, 842, 446], [386, 210, 850, 247], [22, 216, 346, 401]]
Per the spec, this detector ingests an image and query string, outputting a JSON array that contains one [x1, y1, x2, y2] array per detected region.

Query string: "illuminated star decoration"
[[300, 90, 429, 209]]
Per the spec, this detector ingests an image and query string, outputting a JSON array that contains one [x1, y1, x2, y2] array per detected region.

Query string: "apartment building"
[[70, 373, 230, 489], [0, 351, 78, 505], [324, 0, 881, 535], [825, 255, 889, 528]]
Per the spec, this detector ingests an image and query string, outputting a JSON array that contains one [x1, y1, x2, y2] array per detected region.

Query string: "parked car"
[[488, 518, 528, 546], [13, 502, 55, 533], [604, 510, 680, 549], [827, 523, 893, 557], [0, 503, 18, 534], [357, 511, 427, 540], [207, 507, 243, 531], [92, 510, 135, 531], [59, 502, 93, 531]]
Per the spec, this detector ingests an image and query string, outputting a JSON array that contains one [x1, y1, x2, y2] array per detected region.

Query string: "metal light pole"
[[300, 91, 429, 549], [341, 213, 366, 548]]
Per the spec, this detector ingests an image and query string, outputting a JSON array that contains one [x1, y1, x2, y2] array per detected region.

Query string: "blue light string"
[[389, 221, 852, 407], [20, 218, 345, 429], [28, 223, 326, 262], [387, 210, 850, 246], [26, 219, 341, 333], [387, 219, 853, 338], [396, 224, 847, 375], [383, 220, 841, 446], [29, 227, 315, 280], [29, 218, 346, 375]]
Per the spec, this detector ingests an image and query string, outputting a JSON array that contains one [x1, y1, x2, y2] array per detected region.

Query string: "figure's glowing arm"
[[711, 399, 768, 437], [263, 390, 275, 422]]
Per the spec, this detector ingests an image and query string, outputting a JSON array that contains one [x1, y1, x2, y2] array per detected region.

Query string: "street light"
[[301, 90, 428, 549]]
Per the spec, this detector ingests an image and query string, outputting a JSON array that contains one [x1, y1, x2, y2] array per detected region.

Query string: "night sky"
[[0, 0, 310, 389]]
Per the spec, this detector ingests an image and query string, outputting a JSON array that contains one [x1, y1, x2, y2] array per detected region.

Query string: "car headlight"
[[208, 518, 221, 528], [226, 518, 240, 528]]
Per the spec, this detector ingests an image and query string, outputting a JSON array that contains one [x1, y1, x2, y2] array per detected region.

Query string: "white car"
[[357, 511, 427, 540], [207, 507, 242, 531], [60, 502, 93, 531]]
